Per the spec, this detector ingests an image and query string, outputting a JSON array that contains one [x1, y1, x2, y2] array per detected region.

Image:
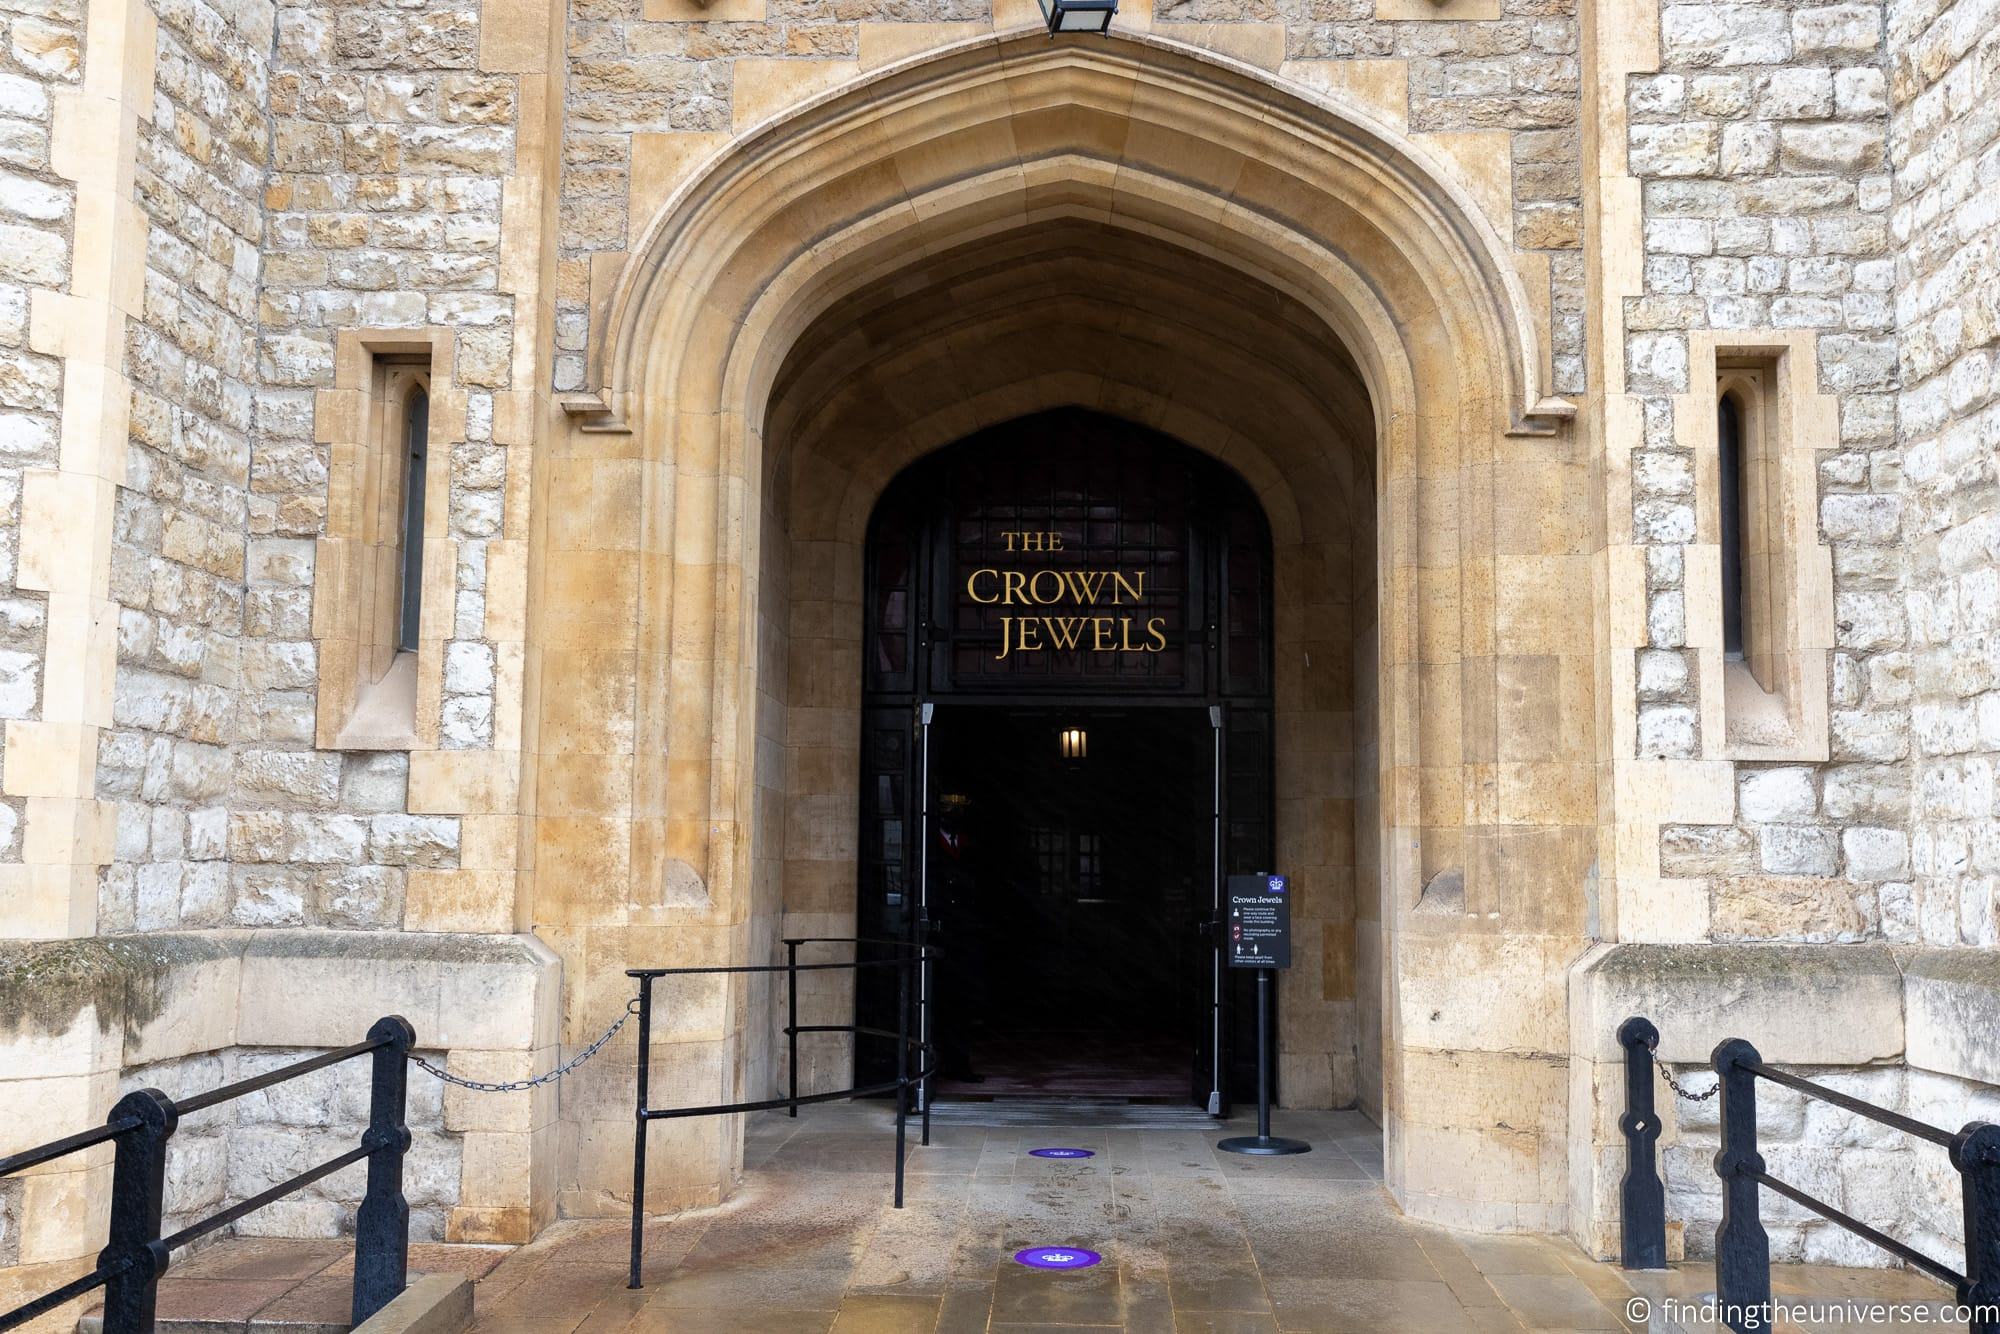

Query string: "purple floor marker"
[[1014, 1246, 1103, 1270], [1028, 1147, 1094, 1159]]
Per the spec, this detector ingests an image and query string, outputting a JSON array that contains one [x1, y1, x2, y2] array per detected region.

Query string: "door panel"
[[1224, 707, 1274, 1108], [855, 704, 915, 1089], [1195, 705, 1226, 1112]]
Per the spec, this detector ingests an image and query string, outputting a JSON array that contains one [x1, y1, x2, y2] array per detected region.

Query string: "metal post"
[[628, 975, 654, 1290], [894, 955, 909, 1210], [99, 1089, 176, 1334], [1712, 1038, 1771, 1334], [1256, 969, 1272, 1140], [915, 700, 933, 1131], [1206, 704, 1224, 1117], [916, 928, 932, 1148], [1217, 969, 1308, 1156], [1618, 1017, 1667, 1270], [1952, 1121, 2000, 1334], [786, 940, 800, 1119], [353, 1017, 415, 1326]]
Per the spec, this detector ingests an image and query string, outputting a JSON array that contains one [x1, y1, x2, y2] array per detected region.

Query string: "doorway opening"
[[927, 706, 1207, 1101], [853, 410, 1275, 1109]]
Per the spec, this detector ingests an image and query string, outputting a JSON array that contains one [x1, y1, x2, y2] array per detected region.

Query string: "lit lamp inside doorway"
[[1036, 0, 1117, 35], [1059, 726, 1089, 763]]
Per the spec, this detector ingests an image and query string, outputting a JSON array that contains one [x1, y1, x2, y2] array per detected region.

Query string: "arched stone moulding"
[[585, 30, 1571, 440], [755, 213, 1383, 1114], [559, 27, 1593, 1229]]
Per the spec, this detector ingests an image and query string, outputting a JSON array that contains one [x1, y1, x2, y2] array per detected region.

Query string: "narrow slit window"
[[312, 333, 446, 751], [1717, 390, 1745, 661], [1691, 335, 1834, 760], [398, 386, 429, 652]]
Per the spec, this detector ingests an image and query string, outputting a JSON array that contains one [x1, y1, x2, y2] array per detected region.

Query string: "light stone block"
[[1905, 951, 2000, 1087], [730, 60, 861, 133], [1276, 60, 1410, 132], [117, 935, 243, 1065], [1376, 0, 1498, 17], [857, 22, 991, 70], [643, 0, 763, 18], [1570, 942, 1903, 1066], [236, 930, 559, 1052]]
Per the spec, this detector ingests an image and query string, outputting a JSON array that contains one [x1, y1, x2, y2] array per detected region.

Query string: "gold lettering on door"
[[972, 534, 1167, 660]]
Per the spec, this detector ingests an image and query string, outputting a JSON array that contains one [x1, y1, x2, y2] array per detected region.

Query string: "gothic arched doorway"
[[856, 409, 1275, 1110]]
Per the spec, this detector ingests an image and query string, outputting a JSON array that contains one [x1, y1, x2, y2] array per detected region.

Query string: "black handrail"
[[1618, 1016, 2000, 1334], [782, 930, 936, 1127], [0, 1118, 140, 1178], [0, 1016, 416, 1334], [625, 937, 940, 1291]]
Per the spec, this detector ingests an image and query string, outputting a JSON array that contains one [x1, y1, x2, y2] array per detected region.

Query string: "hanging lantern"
[[1037, 0, 1117, 35]]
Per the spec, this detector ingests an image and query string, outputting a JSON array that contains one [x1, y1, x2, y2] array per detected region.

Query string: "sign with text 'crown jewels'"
[[1226, 873, 1290, 969]]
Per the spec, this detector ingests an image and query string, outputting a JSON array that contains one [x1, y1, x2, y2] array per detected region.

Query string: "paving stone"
[[101, 1100, 1969, 1334], [171, 1238, 346, 1282]]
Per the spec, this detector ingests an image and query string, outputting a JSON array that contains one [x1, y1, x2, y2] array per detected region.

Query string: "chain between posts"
[[1644, 1034, 1721, 1103], [409, 998, 641, 1092]]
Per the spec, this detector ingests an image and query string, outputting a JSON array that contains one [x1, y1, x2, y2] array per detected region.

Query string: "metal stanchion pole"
[[627, 976, 654, 1290], [1217, 969, 1309, 1157]]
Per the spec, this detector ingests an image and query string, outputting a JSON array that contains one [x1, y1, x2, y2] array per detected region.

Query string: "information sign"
[[1226, 873, 1290, 969]]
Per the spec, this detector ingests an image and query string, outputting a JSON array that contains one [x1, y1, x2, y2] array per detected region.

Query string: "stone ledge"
[[0, 931, 559, 1070], [354, 1274, 473, 1334], [1905, 948, 2000, 1088], [0, 933, 242, 1073], [1568, 941, 1904, 1065], [239, 931, 560, 1053]]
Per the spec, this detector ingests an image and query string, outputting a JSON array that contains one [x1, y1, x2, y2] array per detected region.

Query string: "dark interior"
[[927, 707, 1208, 1101], [852, 410, 1274, 1108]]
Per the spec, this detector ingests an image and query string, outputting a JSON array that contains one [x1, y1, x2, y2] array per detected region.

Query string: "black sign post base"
[[1218, 970, 1311, 1157]]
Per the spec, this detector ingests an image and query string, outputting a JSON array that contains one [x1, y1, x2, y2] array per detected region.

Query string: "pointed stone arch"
[[544, 28, 1596, 1233]]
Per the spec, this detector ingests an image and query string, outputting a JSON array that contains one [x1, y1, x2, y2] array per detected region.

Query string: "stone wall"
[[1890, 0, 2000, 950], [1584, 0, 2000, 1261], [1662, 1062, 2000, 1265], [84, 0, 537, 929], [1625, 0, 1905, 817], [125, 1044, 462, 1241], [101, 0, 270, 933], [264, 0, 517, 764], [1570, 0, 2000, 1272], [0, 929, 558, 1311], [0, 0, 80, 867], [551, 0, 1588, 404]]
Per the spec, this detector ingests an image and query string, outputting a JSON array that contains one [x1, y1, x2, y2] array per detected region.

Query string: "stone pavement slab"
[[72, 1106, 1959, 1334], [80, 1241, 508, 1334], [456, 1104, 1963, 1333]]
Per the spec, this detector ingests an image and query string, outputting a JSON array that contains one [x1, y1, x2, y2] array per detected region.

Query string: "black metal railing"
[[1616, 1016, 1669, 1270], [0, 1016, 415, 1334], [1619, 1016, 2000, 1334], [625, 937, 938, 1291]]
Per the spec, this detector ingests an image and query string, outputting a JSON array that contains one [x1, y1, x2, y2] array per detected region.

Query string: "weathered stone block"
[[1738, 767, 1816, 823], [1571, 942, 1904, 1065], [1906, 951, 2000, 1086], [1759, 824, 1839, 875], [1713, 874, 1868, 942]]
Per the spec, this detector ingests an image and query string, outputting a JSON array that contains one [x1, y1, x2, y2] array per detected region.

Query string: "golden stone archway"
[[539, 29, 1594, 1233]]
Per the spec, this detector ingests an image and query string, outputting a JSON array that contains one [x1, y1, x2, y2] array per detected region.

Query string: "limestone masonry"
[[1, 0, 1998, 1307]]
